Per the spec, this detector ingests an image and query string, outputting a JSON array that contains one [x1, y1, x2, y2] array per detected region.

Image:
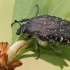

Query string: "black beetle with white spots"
[[11, 5, 70, 59]]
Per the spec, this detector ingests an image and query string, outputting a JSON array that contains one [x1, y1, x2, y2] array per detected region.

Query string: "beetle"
[[11, 4, 70, 59]]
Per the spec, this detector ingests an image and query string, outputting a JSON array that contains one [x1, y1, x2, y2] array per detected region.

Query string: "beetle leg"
[[24, 35, 32, 40], [19, 18, 30, 23], [11, 20, 21, 27], [11, 18, 29, 27], [51, 44, 62, 53], [48, 39, 62, 53], [35, 4, 39, 17], [35, 42, 40, 59]]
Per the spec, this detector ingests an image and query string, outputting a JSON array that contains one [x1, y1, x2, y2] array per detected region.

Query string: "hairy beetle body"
[[17, 14, 70, 44], [12, 5, 70, 58]]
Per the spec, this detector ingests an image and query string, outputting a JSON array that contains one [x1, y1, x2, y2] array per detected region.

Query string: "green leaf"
[[12, 0, 70, 69], [15, 53, 68, 69]]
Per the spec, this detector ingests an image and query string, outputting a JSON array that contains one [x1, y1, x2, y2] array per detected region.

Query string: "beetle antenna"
[[35, 4, 39, 17], [11, 18, 29, 27], [11, 20, 21, 27]]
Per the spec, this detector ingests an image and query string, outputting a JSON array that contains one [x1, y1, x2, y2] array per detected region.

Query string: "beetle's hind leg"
[[43, 43, 62, 53], [11, 18, 29, 27], [46, 39, 62, 53], [50, 44, 62, 53]]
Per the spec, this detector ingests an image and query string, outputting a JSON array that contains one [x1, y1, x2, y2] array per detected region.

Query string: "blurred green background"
[[0, 0, 70, 70]]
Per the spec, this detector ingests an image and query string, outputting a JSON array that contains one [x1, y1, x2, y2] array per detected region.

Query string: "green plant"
[[12, 0, 70, 69]]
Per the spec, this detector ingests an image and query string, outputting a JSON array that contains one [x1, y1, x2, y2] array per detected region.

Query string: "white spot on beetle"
[[46, 37, 49, 39], [60, 21, 65, 25], [50, 36, 52, 37], [55, 18, 59, 21], [47, 30, 49, 31], [54, 30, 57, 32], [60, 22, 63, 25], [60, 36, 63, 42], [64, 35, 66, 37], [67, 40, 70, 43], [55, 34, 57, 35], [48, 23, 51, 25], [60, 28, 64, 31], [55, 37, 57, 40]]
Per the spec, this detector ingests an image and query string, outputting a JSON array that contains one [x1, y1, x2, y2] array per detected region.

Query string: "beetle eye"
[[16, 29, 21, 35]]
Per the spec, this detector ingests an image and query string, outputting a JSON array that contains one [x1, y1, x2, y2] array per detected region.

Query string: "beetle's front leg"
[[24, 35, 32, 40], [35, 41, 40, 59], [24, 35, 41, 59]]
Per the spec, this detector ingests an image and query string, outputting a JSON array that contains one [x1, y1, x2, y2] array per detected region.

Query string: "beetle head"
[[16, 24, 25, 35]]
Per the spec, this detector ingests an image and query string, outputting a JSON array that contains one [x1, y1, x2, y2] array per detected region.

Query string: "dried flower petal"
[[6, 65, 14, 70], [10, 61, 22, 68], [0, 40, 28, 70], [1, 42, 8, 55], [0, 66, 6, 70], [0, 53, 8, 66], [0, 42, 3, 53]]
